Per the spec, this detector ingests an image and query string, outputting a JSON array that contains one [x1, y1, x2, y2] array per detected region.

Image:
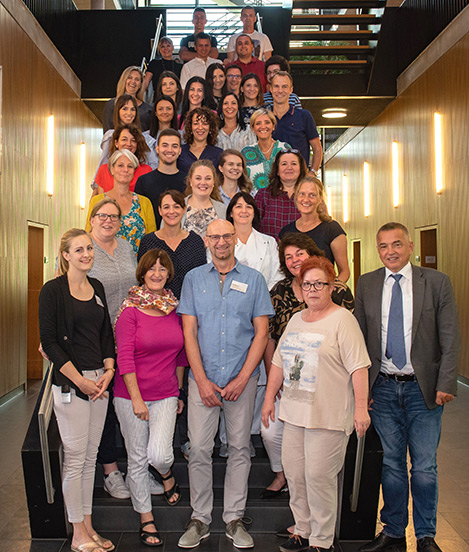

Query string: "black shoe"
[[279, 534, 310, 552], [308, 546, 334, 551], [358, 532, 406, 552], [417, 537, 442, 552]]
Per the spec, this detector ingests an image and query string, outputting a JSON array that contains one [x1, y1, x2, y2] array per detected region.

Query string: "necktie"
[[385, 274, 406, 370]]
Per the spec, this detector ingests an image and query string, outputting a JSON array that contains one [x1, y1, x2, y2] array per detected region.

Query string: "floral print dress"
[[115, 193, 146, 254]]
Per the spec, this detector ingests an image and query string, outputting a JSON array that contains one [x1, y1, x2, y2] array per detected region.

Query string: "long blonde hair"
[[116, 66, 145, 102], [57, 228, 90, 276], [185, 159, 222, 203], [296, 174, 332, 223]]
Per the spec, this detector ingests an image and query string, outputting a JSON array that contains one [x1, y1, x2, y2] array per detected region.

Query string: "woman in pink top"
[[114, 249, 186, 547]]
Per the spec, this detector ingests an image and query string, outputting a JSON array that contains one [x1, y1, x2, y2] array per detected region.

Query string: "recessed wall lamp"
[[46, 115, 54, 196], [342, 174, 349, 223], [363, 162, 371, 217], [326, 185, 333, 218], [392, 141, 400, 208], [434, 112, 444, 194], [322, 108, 347, 119], [79, 142, 86, 209]]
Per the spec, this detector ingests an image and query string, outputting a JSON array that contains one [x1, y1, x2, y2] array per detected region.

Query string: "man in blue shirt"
[[270, 71, 323, 173], [177, 219, 274, 549]]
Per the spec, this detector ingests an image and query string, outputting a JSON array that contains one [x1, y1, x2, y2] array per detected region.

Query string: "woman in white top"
[[216, 92, 255, 151]]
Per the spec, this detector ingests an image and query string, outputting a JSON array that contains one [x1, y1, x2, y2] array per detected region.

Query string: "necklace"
[[260, 140, 275, 156]]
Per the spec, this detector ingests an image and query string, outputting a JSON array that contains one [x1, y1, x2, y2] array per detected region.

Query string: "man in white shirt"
[[355, 222, 460, 552], [180, 33, 221, 90], [226, 6, 273, 63]]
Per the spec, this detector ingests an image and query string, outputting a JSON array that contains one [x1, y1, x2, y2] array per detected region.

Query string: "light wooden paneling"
[[324, 33, 469, 378], [0, 1, 101, 397]]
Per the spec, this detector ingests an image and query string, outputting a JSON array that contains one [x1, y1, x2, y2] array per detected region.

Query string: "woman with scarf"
[[114, 249, 186, 547]]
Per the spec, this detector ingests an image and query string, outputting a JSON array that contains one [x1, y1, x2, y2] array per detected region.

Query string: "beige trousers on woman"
[[282, 422, 349, 549]]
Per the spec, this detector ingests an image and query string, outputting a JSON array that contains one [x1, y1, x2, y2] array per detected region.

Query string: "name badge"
[[230, 280, 248, 293], [95, 295, 104, 307]]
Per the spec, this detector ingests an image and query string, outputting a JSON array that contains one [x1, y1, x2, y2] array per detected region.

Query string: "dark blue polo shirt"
[[272, 106, 319, 164]]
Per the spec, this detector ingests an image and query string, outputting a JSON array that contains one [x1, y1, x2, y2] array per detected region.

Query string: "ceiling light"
[[322, 108, 347, 119]]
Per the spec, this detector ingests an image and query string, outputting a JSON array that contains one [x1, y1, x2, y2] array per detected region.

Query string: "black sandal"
[[160, 469, 181, 506], [140, 520, 163, 547]]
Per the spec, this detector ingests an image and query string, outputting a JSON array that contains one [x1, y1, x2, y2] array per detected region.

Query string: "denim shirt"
[[178, 260, 274, 387]]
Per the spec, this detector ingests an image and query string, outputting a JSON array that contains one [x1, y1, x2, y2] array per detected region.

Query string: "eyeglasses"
[[206, 233, 235, 243], [266, 69, 280, 77], [280, 147, 300, 154], [95, 213, 120, 222], [301, 281, 330, 292], [227, 74, 242, 79]]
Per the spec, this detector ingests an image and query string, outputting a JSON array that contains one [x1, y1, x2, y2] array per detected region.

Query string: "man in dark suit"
[[355, 222, 460, 552]]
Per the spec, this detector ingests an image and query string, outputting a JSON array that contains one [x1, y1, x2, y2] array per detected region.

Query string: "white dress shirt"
[[180, 57, 222, 90], [380, 261, 414, 375]]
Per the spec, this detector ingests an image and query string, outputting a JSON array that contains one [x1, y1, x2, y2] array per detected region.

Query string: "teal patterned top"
[[115, 194, 146, 255], [241, 140, 290, 193]]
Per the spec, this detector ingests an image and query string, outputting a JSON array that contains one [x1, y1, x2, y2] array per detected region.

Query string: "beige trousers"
[[282, 422, 349, 548]]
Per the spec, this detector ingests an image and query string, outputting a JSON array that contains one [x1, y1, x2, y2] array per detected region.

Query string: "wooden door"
[[352, 240, 361, 295], [420, 228, 437, 269], [27, 226, 44, 379]]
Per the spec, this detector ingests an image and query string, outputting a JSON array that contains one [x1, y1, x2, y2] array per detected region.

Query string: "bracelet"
[[105, 367, 115, 373]]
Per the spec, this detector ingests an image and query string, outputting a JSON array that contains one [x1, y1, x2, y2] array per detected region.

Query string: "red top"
[[233, 58, 267, 92], [255, 187, 300, 240], [95, 163, 152, 193]]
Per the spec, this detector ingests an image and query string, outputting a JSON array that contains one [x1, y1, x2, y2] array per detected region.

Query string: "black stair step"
[[293, 0, 385, 7], [93, 487, 293, 533], [289, 45, 374, 55], [290, 59, 369, 69], [290, 30, 377, 40], [291, 14, 380, 25]]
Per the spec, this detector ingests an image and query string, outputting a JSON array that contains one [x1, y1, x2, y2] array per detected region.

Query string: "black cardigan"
[[38, 274, 116, 401]]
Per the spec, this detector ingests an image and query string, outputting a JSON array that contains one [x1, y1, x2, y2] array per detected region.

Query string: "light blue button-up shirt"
[[178, 260, 275, 388]]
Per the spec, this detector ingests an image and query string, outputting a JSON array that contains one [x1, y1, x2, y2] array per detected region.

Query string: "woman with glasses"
[[255, 148, 307, 239], [260, 232, 354, 513], [241, 109, 291, 193], [280, 175, 350, 283], [262, 255, 370, 552]]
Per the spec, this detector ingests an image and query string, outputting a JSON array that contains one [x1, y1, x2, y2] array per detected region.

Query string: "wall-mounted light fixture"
[[46, 115, 54, 196], [342, 174, 349, 223], [326, 185, 333, 218], [79, 142, 86, 209], [392, 141, 399, 208], [322, 108, 347, 119], [363, 161, 370, 217], [434, 112, 443, 194]]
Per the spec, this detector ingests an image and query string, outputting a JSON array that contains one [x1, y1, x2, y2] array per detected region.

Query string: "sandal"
[[160, 469, 181, 506], [70, 542, 105, 552], [140, 521, 163, 547], [91, 533, 115, 551]]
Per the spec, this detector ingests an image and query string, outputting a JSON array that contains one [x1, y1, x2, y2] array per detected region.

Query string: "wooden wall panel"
[[0, 1, 101, 397], [324, 33, 469, 378]]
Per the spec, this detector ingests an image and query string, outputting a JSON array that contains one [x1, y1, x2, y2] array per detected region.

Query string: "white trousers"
[[261, 394, 284, 472], [282, 423, 349, 548], [114, 395, 178, 514], [52, 369, 108, 523]]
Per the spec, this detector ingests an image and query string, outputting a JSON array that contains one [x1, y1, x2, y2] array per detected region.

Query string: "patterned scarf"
[[114, 285, 178, 329]]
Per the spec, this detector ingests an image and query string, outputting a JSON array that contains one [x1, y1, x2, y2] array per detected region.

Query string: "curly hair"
[[268, 149, 308, 198], [149, 95, 178, 138], [182, 107, 219, 146], [226, 191, 260, 232], [109, 124, 150, 164], [113, 94, 141, 130], [185, 159, 222, 203], [155, 71, 183, 110], [278, 232, 325, 277], [217, 149, 252, 194], [179, 76, 210, 129], [240, 73, 264, 107], [295, 175, 332, 223], [217, 92, 245, 131], [116, 66, 145, 102]]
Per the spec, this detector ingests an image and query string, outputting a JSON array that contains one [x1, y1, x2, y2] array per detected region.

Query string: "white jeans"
[[114, 395, 178, 514], [52, 369, 108, 523], [261, 394, 284, 472]]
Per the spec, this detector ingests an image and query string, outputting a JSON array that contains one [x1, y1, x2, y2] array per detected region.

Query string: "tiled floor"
[[0, 379, 468, 552]]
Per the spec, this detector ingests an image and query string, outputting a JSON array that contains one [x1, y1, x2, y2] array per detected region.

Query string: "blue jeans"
[[371, 374, 443, 540]]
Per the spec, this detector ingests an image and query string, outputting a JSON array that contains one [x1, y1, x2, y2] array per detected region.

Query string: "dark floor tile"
[[337, 542, 367, 552], [2, 540, 65, 552], [220, 532, 279, 552], [30, 540, 67, 552], [160, 531, 220, 552]]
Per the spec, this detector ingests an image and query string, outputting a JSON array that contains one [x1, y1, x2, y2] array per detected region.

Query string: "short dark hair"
[[268, 149, 308, 198], [136, 249, 174, 285], [376, 222, 411, 241], [226, 191, 260, 231], [157, 128, 181, 145], [158, 189, 185, 209], [195, 32, 211, 45], [278, 233, 325, 277], [265, 55, 290, 75], [236, 33, 254, 46], [193, 7, 206, 14], [241, 6, 256, 15], [225, 64, 243, 76]]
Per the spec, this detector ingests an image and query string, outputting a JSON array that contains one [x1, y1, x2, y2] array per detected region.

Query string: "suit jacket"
[[39, 274, 115, 401], [354, 264, 460, 409]]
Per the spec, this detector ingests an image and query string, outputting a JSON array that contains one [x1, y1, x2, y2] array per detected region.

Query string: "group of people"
[[37, 6, 460, 552]]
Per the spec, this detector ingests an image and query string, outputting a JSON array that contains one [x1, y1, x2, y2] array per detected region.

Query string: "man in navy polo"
[[270, 71, 322, 173]]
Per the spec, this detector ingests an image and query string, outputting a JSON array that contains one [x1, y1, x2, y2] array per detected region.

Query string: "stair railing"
[[38, 363, 56, 504], [142, 13, 164, 103]]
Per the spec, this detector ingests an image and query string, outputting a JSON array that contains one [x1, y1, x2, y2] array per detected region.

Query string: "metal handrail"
[[350, 433, 366, 512], [38, 364, 56, 504], [256, 12, 263, 33], [150, 14, 164, 62]]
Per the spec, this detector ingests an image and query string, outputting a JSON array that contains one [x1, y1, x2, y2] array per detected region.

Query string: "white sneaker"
[[103, 471, 130, 499], [149, 472, 164, 495]]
